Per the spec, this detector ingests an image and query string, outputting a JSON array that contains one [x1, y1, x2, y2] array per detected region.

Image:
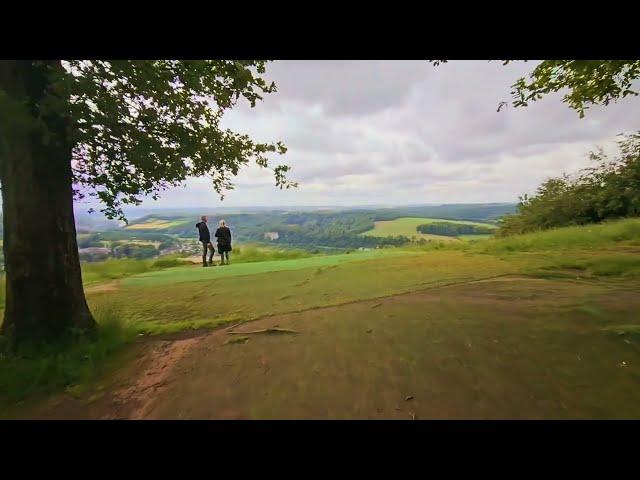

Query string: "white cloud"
[[90, 60, 640, 210]]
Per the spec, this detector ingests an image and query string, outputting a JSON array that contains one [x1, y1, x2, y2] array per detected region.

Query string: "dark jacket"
[[196, 221, 211, 243], [215, 226, 232, 252]]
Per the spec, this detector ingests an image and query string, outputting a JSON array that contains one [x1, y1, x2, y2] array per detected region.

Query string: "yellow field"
[[124, 218, 189, 230], [361, 217, 495, 242]]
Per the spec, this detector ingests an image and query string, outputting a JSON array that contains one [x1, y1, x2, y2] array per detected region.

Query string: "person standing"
[[215, 219, 232, 265], [196, 216, 215, 267]]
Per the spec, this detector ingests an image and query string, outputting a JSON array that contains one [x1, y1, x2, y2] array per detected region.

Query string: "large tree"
[[0, 60, 292, 344]]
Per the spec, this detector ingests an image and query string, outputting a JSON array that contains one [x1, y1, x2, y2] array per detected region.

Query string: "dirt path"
[[16, 275, 640, 419], [102, 336, 205, 419]]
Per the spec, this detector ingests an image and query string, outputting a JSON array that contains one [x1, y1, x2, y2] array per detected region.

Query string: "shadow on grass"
[[0, 303, 137, 410]]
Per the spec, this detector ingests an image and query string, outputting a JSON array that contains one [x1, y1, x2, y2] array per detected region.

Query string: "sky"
[[79, 60, 640, 211]]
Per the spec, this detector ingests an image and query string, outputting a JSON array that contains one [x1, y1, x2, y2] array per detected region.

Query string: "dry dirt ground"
[[14, 274, 640, 420]]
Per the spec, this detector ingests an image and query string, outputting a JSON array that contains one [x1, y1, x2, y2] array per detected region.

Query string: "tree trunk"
[[0, 60, 96, 344]]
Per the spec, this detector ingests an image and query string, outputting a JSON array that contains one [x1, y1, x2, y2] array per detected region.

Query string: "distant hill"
[[119, 203, 517, 250]]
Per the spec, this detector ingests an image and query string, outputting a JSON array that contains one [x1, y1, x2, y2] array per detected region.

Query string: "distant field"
[[362, 217, 496, 241], [125, 218, 190, 230], [127, 240, 161, 247]]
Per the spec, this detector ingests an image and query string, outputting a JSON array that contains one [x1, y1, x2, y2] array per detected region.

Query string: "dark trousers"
[[220, 250, 229, 264], [202, 242, 214, 265]]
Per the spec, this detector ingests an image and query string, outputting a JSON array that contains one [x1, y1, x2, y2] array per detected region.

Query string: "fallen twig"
[[228, 328, 299, 335], [226, 321, 244, 332]]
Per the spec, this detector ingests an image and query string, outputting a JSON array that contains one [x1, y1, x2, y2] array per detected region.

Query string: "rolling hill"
[[4, 218, 640, 419], [361, 217, 497, 242]]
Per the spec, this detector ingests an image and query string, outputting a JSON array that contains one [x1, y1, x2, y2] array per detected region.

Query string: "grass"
[[478, 218, 640, 253], [120, 249, 421, 288], [80, 246, 315, 287], [361, 217, 495, 242], [150, 257, 185, 269], [0, 302, 137, 411], [88, 250, 515, 335], [223, 244, 313, 264], [580, 255, 640, 277], [81, 257, 173, 285], [458, 234, 494, 241], [3, 217, 640, 414], [603, 324, 640, 339], [32, 218, 640, 340]]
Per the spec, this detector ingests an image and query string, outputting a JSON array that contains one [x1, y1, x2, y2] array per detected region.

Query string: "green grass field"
[[122, 249, 416, 289], [361, 217, 496, 242], [4, 218, 640, 418]]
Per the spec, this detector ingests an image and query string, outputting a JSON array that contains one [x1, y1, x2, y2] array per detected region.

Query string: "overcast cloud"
[[81, 60, 640, 210]]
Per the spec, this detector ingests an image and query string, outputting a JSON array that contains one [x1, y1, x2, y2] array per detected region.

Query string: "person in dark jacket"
[[195, 216, 215, 267], [215, 219, 232, 265]]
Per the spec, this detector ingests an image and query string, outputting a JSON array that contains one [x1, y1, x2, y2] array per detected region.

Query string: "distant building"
[[264, 231, 279, 241]]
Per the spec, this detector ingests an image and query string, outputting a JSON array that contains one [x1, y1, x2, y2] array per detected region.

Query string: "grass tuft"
[[0, 303, 136, 410]]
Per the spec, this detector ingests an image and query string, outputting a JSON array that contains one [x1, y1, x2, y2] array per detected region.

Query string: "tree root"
[[228, 328, 299, 335], [225, 321, 244, 332]]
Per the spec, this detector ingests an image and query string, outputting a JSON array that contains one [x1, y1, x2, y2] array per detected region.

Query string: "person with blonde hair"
[[215, 219, 232, 265]]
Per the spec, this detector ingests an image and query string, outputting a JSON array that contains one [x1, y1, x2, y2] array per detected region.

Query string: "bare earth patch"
[[102, 335, 206, 419], [17, 275, 640, 420]]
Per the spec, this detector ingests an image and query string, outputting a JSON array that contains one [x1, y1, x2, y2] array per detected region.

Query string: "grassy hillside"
[[478, 218, 640, 253], [3, 217, 640, 417], [81, 218, 640, 336]]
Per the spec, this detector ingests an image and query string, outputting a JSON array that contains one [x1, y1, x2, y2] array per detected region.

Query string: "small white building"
[[264, 231, 279, 241]]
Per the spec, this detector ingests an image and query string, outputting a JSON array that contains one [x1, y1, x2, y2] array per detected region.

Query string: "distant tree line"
[[417, 222, 494, 236], [499, 132, 640, 236], [125, 204, 512, 236], [112, 244, 157, 260], [101, 204, 517, 251]]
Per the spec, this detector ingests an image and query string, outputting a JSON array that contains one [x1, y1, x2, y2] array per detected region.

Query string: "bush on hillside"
[[499, 132, 640, 236], [417, 222, 494, 236]]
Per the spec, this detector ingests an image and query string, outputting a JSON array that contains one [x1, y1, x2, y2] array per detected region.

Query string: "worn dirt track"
[[16, 275, 640, 419]]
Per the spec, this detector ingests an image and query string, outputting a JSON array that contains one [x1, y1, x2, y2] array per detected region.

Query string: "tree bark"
[[0, 60, 96, 344]]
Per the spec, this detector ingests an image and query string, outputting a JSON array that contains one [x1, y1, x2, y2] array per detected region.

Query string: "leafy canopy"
[[42, 60, 294, 220], [431, 60, 640, 117]]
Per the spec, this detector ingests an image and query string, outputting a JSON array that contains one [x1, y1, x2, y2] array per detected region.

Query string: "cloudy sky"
[[107, 61, 640, 209]]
